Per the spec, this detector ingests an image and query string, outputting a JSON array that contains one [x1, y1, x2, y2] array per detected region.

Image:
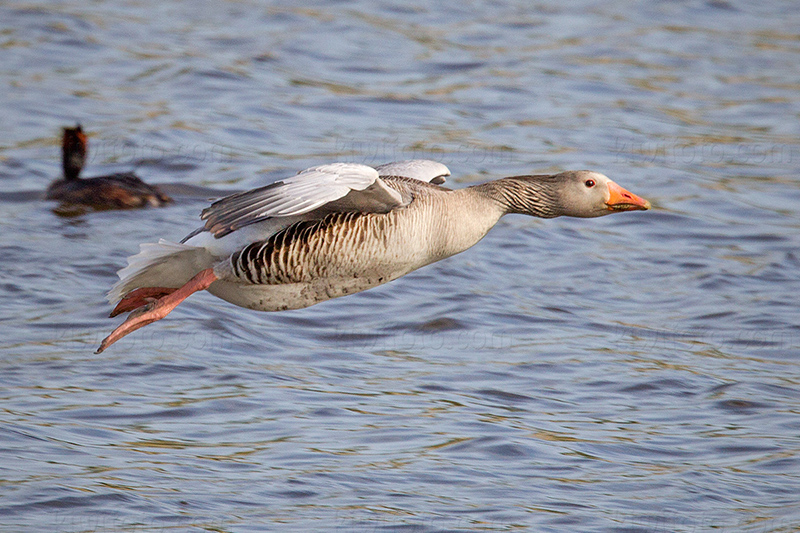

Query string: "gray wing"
[[200, 163, 407, 239], [375, 159, 450, 185]]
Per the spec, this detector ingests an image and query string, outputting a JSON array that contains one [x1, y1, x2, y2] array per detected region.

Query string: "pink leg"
[[96, 268, 218, 354], [110, 287, 178, 317]]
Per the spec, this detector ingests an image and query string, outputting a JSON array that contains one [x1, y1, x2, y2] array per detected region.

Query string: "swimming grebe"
[[47, 125, 172, 210]]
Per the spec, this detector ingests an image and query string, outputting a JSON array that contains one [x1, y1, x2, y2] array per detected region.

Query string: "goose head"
[[486, 170, 650, 218], [550, 170, 650, 218]]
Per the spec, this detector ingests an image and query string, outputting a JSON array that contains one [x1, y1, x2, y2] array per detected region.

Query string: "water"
[[1, 1, 799, 531]]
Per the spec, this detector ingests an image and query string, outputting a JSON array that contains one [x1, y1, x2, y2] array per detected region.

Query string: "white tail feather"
[[107, 239, 215, 303]]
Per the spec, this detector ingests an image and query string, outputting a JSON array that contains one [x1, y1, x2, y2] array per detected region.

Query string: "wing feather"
[[197, 160, 450, 239], [200, 163, 402, 238], [375, 159, 450, 184]]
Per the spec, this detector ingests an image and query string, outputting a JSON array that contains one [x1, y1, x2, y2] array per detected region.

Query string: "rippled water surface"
[[2, 1, 800, 531]]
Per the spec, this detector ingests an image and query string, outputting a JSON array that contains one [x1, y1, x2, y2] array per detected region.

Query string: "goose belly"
[[207, 270, 400, 312]]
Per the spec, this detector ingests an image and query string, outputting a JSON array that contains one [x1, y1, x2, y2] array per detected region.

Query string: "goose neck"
[[469, 177, 561, 218]]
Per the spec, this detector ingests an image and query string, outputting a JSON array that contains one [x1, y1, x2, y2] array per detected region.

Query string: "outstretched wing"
[[375, 159, 450, 185], [200, 163, 406, 239]]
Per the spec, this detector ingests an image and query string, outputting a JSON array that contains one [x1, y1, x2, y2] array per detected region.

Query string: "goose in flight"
[[97, 159, 649, 352]]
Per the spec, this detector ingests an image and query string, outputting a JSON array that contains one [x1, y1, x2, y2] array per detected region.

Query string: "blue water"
[[1, 1, 799, 531]]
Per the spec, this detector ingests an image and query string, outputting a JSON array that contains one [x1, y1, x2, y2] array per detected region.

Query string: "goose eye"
[[584, 179, 595, 188]]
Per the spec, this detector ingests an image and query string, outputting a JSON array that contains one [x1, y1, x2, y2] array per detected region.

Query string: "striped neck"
[[469, 176, 563, 218]]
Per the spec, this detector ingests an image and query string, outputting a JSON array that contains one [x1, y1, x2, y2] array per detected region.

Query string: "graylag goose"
[[47, 125, 172, 210], [97, 160, 649, 352]]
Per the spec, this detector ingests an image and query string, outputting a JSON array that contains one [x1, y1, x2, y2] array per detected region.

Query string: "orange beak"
[[605, 181, 651, 212]]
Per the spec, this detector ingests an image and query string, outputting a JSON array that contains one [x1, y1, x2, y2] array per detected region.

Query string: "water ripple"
[[1, 0, 799, 531]]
